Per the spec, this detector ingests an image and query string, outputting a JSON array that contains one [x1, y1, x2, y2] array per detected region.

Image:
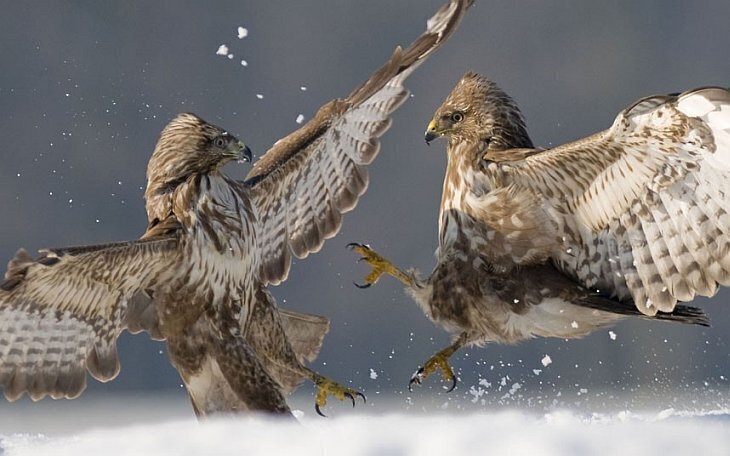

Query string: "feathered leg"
[[167, 314, 292, 417], [211, 331, 292, 415], [246, 287, 365, 417]]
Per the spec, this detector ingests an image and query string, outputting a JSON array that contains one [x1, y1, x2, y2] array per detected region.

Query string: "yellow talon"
[[408, 334, 467, 393], [312, 375, 366, 417], [347, 243, 414, 288], [426, 354, 456, 382], [409, 351, 457, 392]]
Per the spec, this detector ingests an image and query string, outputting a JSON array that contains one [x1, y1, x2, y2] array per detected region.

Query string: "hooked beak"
[[424, 119, 441, 145], [237, 142, 253, 163]]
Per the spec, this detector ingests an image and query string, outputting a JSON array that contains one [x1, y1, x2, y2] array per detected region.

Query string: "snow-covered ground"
[[3, 409, 729, 456], [2, 395, 729, 456]]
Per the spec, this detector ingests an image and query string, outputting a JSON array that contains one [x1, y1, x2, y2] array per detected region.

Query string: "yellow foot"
[[409, 352, 457, 393], [313, 375, 366, 417], [347, 242, 413, 288]]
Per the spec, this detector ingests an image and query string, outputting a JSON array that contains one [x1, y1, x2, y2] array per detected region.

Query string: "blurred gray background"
[[1, 1, 729, 423]]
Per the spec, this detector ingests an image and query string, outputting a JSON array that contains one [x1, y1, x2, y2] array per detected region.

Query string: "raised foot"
[[408, 352, 457, 393], [347, 242, 412, 288], [313, 375, 366, 417]]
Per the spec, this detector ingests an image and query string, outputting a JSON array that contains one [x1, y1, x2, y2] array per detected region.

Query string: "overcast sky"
[[1, 1, 729, 417]]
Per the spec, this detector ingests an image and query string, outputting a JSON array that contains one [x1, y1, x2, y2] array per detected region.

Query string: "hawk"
[[351, 72, 729, 391], [0, 0, 472, 416]]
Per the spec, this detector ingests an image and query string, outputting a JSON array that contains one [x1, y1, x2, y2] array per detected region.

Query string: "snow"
[[215, 44, 229, 56], [2, 409, 729, 456], [214, 44, 234, 59], [296, 114, 305, 124], [541, 355, 552, 367], [236, 26, 248, 39]]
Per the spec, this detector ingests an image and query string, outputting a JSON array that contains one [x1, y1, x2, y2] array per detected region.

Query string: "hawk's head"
[[425, 72, 533, 151], [147, 113, 252, 187]]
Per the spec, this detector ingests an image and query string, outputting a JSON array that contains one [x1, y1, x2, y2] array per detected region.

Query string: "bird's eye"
[[451, 112, 464, 123], [213, 136, 227, 148]]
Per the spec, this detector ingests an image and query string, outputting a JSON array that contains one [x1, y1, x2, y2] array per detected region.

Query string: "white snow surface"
[[2, 409, 729, 456]]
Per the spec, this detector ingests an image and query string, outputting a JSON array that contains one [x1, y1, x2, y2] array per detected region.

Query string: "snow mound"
[[2, 409, 729, 456]]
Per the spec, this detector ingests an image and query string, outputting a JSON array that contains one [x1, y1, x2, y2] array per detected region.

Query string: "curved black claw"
[[445, 376, 457, 393], [343, 391, 367, 407], [313, 376, 366, 417], [408, 366, 425, 392], [344, 392, 356, 407], [315, 403, 327, 417], [349, 243, 373, 288], [407, 366, 457, 393]]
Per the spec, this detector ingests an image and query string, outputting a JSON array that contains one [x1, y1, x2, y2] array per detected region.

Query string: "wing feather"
[[482, 87, 730, 315], [658, 189, 714, 298], [602, 222, 630, 299], [0, 236, 177, 401], [244, 0, 472, 285], [645, 198, 693, 302]]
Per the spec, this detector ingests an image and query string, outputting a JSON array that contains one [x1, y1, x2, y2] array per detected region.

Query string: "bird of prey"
[[351, 72, 729, 391], [0, 0, 472, 416]]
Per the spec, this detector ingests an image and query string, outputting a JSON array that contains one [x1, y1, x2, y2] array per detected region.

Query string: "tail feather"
[[578, 295, 710, 326], [653, 303, 710, 326], [278, 308, 330, 364], [261, 308, 330, 394]]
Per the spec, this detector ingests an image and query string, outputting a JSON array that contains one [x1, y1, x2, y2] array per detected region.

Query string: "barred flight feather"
[[245, 0, 473, 285]]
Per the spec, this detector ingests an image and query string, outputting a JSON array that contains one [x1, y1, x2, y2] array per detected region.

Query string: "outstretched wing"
[[0, 235, 178, 401], [244, 0, 473, 285], [483, 87, 730, 315]]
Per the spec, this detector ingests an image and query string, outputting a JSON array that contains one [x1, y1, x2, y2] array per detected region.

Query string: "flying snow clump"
[[541, 354, 552, 367]]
